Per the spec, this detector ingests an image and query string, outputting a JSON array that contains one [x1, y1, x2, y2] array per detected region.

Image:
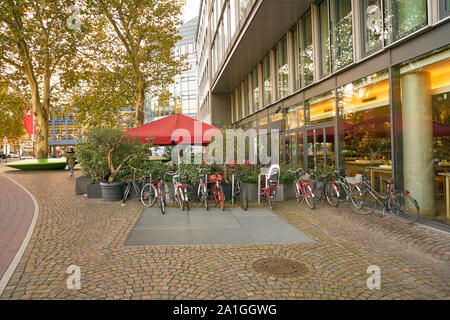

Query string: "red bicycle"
[[260, 165, 280, 210], [211, 174, 225, 211], [289, 168, 315, 209]]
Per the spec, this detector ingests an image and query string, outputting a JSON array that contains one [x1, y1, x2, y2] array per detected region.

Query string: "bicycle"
[[289, 168, 315, 209], [229, 169, 248, 211], [196, 168, 209, 211], [123, 167, 156, 207], [325, 169, 364, 209], [210, 172, 225, 211], [260, 164, 280, 210], [359, 171, 420, 223], [142, 172, 166, 214], [169, 170, 190, 211]]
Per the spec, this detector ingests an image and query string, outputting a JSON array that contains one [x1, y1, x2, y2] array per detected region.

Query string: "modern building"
[[144, 17, 199, 123], [197, 0, 450, 225]]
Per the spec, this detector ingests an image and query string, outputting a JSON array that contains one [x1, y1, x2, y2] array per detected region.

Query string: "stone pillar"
[[401, 71, 435, 216]]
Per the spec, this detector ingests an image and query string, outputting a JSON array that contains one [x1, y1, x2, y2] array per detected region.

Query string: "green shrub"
[[77, 127, 151, 183]]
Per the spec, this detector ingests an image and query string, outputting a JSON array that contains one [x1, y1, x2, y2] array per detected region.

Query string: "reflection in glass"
[[362, 0, 383, 54], [384, 0, 427, 44], [297, 132, 304, 167], [305, 90, 336, 125], [283, 104, 304, 130], [263, 54, 272, 106], [298, 11, 314, 87], [244, 76, 250, 116], [319, 0, 331, 75], [252, 67, 260, 112], [330, 0, 353, 71], [277, 37, 289, 99], [338, 70, 391, 174], [396, 48, 450, 224]]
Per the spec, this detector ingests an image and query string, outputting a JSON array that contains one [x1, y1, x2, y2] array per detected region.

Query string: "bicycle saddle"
[[384, 179, 396, 185], [173, 174, 180, 179]]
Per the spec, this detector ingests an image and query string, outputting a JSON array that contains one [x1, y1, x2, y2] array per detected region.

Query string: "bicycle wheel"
[[294, 181, 304, 207], [238, 180, 248, 211], [304, 185, 315, 209], [350, 184, 364, 210], [122, 182, 132, 203], [325, 183, 339, 207], [390, 193, 420, 224], [218, 186, 225, 211], [160, 197, 165, 214], [360, 189, 378, 214], [140, 183, 157, 207], [202, 186, 209, 211], [176, 187, 184, 211]]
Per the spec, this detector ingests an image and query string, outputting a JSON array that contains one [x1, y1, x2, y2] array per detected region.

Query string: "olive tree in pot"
[[80, 128, 150, 201]]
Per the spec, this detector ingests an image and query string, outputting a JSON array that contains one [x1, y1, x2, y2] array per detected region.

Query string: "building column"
[[401, 70, 435, 216]]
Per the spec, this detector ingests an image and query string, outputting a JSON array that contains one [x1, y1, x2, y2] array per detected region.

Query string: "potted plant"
[[277, 164, 298, 201], [79, 128, 150, 201], [235, 166, 256, 203], [76, 135, 109, 198]]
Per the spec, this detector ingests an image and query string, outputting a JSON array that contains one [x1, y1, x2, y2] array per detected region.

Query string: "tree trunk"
[[34, 109, 48, 159], [135, 73, 145, 126]]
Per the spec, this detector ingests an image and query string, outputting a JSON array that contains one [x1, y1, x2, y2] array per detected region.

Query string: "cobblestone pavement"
[[0, 166, 449, 300]]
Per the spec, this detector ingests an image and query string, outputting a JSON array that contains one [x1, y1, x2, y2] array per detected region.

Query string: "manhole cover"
[[252, 257, 308, 278]]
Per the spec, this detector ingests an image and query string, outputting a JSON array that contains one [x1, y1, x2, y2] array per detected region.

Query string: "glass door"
[[304, 124, 337, 170]]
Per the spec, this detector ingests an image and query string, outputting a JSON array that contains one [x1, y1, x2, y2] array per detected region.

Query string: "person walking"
[[66, 147, 76, 177]]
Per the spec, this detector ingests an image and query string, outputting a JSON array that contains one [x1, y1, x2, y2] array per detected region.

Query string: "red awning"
[[125, 114, 222, 146]]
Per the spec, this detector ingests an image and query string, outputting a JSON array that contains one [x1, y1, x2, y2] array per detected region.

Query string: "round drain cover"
[[252, 257, 308, 278]]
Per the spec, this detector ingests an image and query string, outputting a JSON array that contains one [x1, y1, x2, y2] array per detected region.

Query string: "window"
[[244, 77, 249, 116], [384, 0, 427, 44], [393, 48, 450, 224], [305, 90, 336, 125], [230, 0, 237, 37], [231, 93, 235, 122], [319, 0, 331, 76], [362, 0, 383, 54], [283, 104, 304, 130], [441, 0, 450, 19], [239, 0, 248, 19], [238, 85, 242, 119], [298, 11, 314, 87], [330, 0, 353, 71], [263, 54, 272, 106], [292, 26, 299, 90], [224, 5, 229, 47], [252, 67, 260, 112], [277, 37, 289, 99]]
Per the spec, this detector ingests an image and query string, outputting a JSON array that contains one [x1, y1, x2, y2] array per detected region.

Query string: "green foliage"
[[0, 86, 25, 145], [77, 127, 151, 183], [179, 163, 215, 184], [76, 139, 108, 184], [280, 164, 302, 184]]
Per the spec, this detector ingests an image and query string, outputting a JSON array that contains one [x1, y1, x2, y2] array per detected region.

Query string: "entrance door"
[[304, 125, 336, 170]]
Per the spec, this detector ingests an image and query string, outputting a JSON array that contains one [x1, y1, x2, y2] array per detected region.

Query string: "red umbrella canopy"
[[125, 114, 222, 146]]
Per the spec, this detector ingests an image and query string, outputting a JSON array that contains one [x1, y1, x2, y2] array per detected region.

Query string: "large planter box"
[[87, 183, 102, 198], [243, 183, 258, 202], [276, 183, 296, 202], [76, 176, 93, 195], [100, 182, 124, 202]]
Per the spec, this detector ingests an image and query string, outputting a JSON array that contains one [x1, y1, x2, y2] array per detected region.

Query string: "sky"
[[181, 0, 201, 23]]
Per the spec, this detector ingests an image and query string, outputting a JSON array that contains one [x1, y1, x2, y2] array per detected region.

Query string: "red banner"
[[22, 110, 34, 135]]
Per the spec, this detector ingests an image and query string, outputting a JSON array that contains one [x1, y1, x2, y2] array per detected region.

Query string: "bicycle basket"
[[300, 173, 311, 180], [345, 174, 362, 185]]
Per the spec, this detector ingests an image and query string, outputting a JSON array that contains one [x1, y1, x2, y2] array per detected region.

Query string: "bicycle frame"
[[361, 178, 397, 211]]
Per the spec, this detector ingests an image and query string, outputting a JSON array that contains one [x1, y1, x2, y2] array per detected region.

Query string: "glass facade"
[[338, 70, 391, 182], [362, 0, 383, 54], [277, 37, 289, 99], [319, 0, 331, 76], [305, 90, 336, 126], [393, 47, 450, 225], [298, 11, 314, 88], [384, 0, 427, 44], [263, 54, 272, 106], [252, 67, 260, 112], [244, 76, 250, 116], [330, 0, 353, 71], [441, 0, 450, 19]]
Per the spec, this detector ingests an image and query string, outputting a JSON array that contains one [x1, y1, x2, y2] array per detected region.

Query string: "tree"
[[0, 84, 25, 148], [68, 0, 186, 127], [0, 0, 78, 158]]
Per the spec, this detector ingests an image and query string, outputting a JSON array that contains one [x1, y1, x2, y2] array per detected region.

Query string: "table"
[[368, 166, 392, 194], [438, 172, 450, 220]]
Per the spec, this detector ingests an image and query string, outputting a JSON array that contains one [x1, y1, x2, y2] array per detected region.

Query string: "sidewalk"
[[0, 167, 449, 299]]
